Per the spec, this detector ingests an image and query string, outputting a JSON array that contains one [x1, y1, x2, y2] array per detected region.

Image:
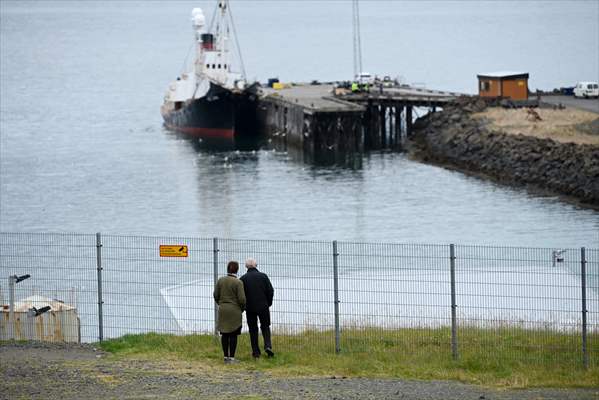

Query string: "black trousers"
[[246, 308, 272, 356], [221, 326, 241, 358]]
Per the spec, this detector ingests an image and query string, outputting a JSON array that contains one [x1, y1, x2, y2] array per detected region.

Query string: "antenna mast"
[[352, 0, 363, 78]]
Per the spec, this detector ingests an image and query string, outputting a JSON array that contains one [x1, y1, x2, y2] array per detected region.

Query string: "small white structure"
[[0, 295, 80, 343]]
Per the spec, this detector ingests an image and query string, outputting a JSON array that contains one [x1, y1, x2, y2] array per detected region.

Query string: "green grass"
[[99, 327, 599, 389]]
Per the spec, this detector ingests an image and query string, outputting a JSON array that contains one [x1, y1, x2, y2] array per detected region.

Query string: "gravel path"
[[1, 342, 598, 400]]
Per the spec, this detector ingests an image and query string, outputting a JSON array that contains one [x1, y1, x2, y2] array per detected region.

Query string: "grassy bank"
[[100, 328, 599, 389]]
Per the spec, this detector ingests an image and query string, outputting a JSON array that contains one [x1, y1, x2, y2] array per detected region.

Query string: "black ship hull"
[[162, 82, 259, 149]]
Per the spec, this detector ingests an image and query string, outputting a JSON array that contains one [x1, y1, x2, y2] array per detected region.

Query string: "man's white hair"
[[245, 258, 257, 268]]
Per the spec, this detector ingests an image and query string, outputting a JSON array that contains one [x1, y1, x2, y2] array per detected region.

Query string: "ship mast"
[[226, 1, 247, 81], [199, 0, 246, 84]]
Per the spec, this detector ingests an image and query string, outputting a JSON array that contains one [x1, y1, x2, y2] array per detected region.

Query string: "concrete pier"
[[257, 83, 459, 166]]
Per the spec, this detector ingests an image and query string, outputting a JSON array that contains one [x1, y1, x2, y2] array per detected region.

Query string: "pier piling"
[[258, 84, 456, 165]]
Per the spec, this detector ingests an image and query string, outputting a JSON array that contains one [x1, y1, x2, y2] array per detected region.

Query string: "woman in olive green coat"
[[213, 260, 246, 363]]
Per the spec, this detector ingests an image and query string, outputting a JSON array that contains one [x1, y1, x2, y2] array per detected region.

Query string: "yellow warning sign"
[[159, 245, 188, 257]]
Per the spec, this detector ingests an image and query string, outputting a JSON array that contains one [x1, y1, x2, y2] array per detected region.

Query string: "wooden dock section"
[[257, 83, 460, 166]]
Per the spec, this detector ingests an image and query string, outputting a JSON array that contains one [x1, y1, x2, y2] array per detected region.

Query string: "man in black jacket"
[[240, 258, 274, 358]]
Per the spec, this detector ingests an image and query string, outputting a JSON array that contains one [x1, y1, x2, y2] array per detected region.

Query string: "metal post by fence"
[[581, 247, 588, 369], [8, 275, 15, 340], [213, 237, 219, 337], [449, 243, 458, 360], [333, 240, 341, 354], [96, 232, 104, 342]]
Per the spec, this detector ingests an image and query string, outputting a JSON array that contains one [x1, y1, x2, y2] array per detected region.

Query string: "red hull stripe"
[[166, 125, 235, 140]]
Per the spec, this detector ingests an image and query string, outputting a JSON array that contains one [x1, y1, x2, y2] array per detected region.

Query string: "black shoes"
[[252, 349, 274, 359]]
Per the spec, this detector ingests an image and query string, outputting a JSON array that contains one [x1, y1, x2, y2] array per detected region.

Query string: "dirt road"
[[541, 95, 599, 114], [1, 342, 598, 400]]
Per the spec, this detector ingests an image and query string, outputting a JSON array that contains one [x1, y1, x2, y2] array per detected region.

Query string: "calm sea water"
[[1, 1, 598, 248]]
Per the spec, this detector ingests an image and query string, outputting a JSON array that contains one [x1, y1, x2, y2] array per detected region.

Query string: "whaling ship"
[[161, 1, 259, 148]]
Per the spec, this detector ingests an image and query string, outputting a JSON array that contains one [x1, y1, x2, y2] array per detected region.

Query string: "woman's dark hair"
[[227, 261, 239, 274]]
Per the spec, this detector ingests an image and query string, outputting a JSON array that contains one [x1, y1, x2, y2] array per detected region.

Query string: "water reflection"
[[181, 144, 598, 247]]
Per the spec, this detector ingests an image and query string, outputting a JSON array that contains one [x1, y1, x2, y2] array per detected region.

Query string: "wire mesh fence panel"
[[336, 242, 452, 353], [1, 231, 598, 366], [0, 232, 97, 342], [218, 239, 335, 352], [587, 248, 599, 367], [101, 235, 213, 339], [454, 245, 594, 366]]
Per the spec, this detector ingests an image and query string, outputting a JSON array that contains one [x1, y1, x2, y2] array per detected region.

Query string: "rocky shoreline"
[[409, 97, 599, 207]]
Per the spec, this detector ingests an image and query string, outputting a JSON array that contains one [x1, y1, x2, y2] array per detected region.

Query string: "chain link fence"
[[0, 232, 597, 367]]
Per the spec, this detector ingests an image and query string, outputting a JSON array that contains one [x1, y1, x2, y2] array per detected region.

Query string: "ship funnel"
[[201, 33, 214, 50], [191, 8, 206, 29]]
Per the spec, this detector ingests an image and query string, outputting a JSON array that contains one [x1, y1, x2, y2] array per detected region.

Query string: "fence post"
[[96, 232, 104, 342], [333, 240, 341, 353], [213, 237, 219, 338], [450, 244, 458, 360], [8, 275, 15, 340], [581, 247, 588, 369]]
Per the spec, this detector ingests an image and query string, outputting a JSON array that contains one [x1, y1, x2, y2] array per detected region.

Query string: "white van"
[[573, 81, 599, 98], [356, 72, 375, 85]]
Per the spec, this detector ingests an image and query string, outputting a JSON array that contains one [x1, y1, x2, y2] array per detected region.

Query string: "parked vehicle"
[[356, 72, 375, 85], [381, 75, 395, 88], [573, 81, 599, 98]]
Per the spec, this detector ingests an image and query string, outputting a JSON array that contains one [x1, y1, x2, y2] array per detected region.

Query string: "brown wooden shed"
[[477, 71, 529, 100]]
